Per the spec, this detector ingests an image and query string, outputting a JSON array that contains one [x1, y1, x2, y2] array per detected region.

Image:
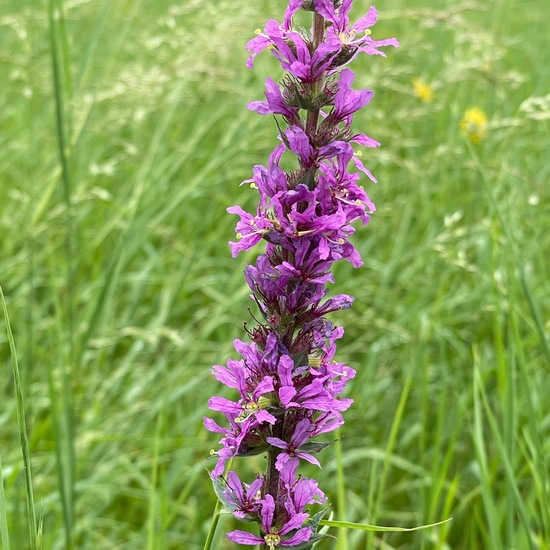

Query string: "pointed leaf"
[[297, 440, 333, 455], [283, 532, 336, 550], [211, 476, 235, 512], [291, 350, 308, 368], [305, 508, 330, 533], [210, 476, 256, 522], [237, 442, 269, 457], [320, 517, 452, 532]]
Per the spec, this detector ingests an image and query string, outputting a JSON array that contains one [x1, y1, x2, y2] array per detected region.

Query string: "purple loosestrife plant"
[[205, 1, 398, 548]]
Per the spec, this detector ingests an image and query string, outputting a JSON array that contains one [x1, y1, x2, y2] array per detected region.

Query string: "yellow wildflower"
[[412, 78, 434, 102], [460, 107, 488, 143]]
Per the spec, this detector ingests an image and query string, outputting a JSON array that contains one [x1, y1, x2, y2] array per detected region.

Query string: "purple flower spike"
[[206, 1, 398, 546]]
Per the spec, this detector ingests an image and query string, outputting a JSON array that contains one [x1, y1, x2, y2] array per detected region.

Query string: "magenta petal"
[[208, 396, 240, 415], [226, 471, 245, 501], [353, 6, 378, 32], [279, 386, 297, 405], [253, 376, 274, 399], [260, 494, 276, 532], [266, 436, 286, 449], [296, 451, 321, 468], [283, 0, 302, 29], [313, 0, 337, 25], [203, 416, 225, 434], [227, 530, 263, 545], [352, 133, 380, 148], [256, 410, 277, 424], [280, 513, 309, 535], [281, 527, 313, 546], [247, 100, 270, 114]]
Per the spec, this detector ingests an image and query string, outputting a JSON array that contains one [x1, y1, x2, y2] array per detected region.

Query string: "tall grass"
[[0, 0, 548, 548], [1, 286, 38, 550]]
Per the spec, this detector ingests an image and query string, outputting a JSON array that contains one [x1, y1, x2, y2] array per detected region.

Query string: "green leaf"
[[283, 532, 336, 550], [320, 517, 452, 533], [211, 476, 242, 517], [210, 475, 257, 523], [297, 440, 334, 455], [1, 286, 38, 550], [278, 509, 335, 550], [305, 508, 330, 533], [291, 350, 308, 368], [236, 442, 269, 457]]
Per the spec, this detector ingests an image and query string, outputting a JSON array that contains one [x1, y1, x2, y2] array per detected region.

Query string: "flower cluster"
[[205, 2, 397, 548]]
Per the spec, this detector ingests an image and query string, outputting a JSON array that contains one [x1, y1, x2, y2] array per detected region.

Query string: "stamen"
[[264, 532, 281, 549]]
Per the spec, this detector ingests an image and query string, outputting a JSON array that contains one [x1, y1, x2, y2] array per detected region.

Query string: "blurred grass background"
[[1, 0, 549, 548]]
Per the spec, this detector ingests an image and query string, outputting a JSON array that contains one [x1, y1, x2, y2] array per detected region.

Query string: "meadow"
[[1, 0, 549, 548]]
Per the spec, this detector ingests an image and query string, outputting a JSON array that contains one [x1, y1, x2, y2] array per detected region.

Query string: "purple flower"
[[248, 77, 301, 124], [208, 371, 277, 426], [227, 494, 312, 548], [227, 205, 273, 256], [315, 0, 374, 34], [246, 20, 282, 69], [247, 19, 341, 81], [284, 477, 327, 516], [204, 415, 241, 476], [266, 418, 321, 473], [332, 68, 374, 122], [318, 3, 400, 61], [279, 376, 344, 413], [241, 145, 288, 208], [223, 471, 264, 520], [272, 32, 340, 82]]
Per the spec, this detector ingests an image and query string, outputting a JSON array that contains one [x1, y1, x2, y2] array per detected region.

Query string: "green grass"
[[1, 0, 549, 548]]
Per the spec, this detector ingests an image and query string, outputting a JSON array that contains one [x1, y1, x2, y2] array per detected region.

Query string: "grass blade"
[[321, 517, 452, 533], [47, 0, 76, 544], [0, 453, 12, 550], [334, 431, 349, 550], [1, 286, 38, 550]]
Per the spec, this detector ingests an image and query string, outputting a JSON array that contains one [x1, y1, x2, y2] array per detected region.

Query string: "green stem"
[[204, 457, 234, 550], [1, 286, 38, 550], [312, 12, 325, 48], [265, 446, 280, 499], [202, 502, 222, 550], [305, 107, 320, 139], [261, 9, 327, 550], [334, 432, 349, 550], [305, 12, 325, 139], [47, 0, 76, 546]]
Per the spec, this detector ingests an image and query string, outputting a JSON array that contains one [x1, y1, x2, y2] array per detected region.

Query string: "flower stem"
[[305, 106, 320, 139], [312, 11, 325, 48], [264, 419, 283, 502], [262, 425, 283, 550], [305, 11, 325, 158]]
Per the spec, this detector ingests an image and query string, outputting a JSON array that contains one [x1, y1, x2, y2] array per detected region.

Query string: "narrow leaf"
[[298, 440, 334, 454], [320, 517, 452, 533], [1, 286, 38, 550]]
